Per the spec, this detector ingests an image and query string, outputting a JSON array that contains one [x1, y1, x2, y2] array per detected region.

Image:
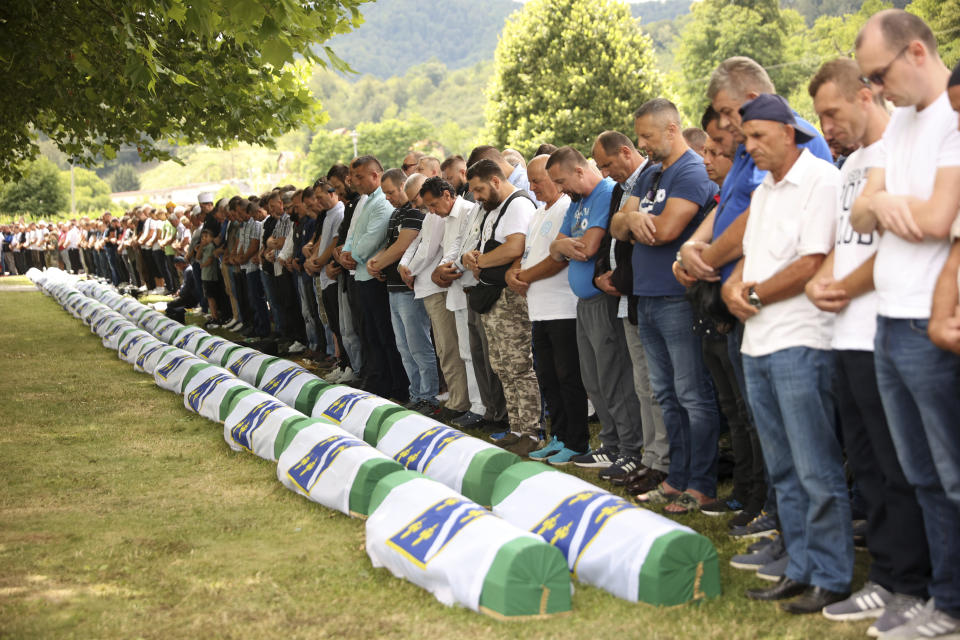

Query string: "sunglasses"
[[860, 44, 909, 87]]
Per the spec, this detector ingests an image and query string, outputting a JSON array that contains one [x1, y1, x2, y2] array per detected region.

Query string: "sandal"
[[663, 491, 701, 515], [634, 483, 680, 504]]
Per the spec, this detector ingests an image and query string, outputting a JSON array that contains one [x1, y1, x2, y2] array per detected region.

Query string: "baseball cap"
[[739, 94, 816, 144]]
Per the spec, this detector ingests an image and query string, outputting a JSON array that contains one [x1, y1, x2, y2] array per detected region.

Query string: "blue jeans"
[[389, 291, 438, 403], [635, 296, 719, 496], [875, 316, 960, 615], [743, 347, 852, 593]]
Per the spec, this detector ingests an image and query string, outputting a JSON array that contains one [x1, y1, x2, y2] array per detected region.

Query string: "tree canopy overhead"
[[0, 0, 371, 181], [484, 0, 663, 157]]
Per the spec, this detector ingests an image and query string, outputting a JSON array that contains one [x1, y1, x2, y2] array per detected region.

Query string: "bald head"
[[404, 173, 427, 208], [857, 9, 938, 57]]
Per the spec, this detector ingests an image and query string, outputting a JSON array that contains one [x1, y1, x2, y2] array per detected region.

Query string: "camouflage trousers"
[[480, 287, 541, 436]]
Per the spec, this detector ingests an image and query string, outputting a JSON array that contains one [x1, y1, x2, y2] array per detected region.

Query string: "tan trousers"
[[423, 291, 470, 413]]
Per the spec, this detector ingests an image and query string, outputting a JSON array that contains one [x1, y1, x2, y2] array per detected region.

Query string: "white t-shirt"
[[480, 190, 536, 246], [874, 91, 960, 319], [742, 149, 839, 357], [318, 202, 344, 290], [521, 195, 578, 321], [832, 141, 884, 351], [952, 211, 960, 298]]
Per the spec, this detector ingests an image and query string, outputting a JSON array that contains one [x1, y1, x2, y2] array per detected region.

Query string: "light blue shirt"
[[343, 186, 392, 282]]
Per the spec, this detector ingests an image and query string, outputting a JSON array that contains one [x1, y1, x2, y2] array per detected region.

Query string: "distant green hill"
[[325, 0, 522, 79]]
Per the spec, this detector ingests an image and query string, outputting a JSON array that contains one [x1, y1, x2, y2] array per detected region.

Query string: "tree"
[[66, 168, 115, 214], [0, 157, 68, 217], [908, 0, 960, 67], [675, 0, 800, 119], [355, 117, 438, 169], [110, 165, 142, 193], [484, 0, 663, 157], [0, 0, 371, 181], [303, 130, 356, 181]]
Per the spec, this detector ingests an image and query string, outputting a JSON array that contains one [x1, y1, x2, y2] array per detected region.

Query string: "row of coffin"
[[28, 268, 721, 619]]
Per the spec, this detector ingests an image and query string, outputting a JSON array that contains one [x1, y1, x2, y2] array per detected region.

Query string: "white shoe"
[[286, 340, 307, 354], [336, 366, 357, 383], [224, 319, 241, 330], [326, 366, 344, 382]]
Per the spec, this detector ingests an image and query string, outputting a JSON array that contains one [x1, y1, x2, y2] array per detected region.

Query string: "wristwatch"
[[747, 286, 763, 309]]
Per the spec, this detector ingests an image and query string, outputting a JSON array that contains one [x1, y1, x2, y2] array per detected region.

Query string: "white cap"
[[197, 191, 214, 204], [173, 205, 186, 215]]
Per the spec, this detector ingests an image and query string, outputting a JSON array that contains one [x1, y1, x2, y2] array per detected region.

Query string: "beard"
[[480, 195, 502, 212], [567, 192, 582, 202]]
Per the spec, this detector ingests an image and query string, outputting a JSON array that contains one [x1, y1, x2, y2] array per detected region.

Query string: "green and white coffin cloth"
[[365, 471, 572, 618], [375, 411, 519, 507], [153, 349, 206, 393], [491, 463, 721, 606], [171, 326, 211, 353], [222, 349, 280, 387], [256, 360, 326, 411], [117, 330, 154, 365], [276, 420, 404, 517], [153, 318, 184, 344], [222, 390, 307, 461], [182, 365, 253, 423], [195, 335, 241, 367], [133, 342, 174, 374], [100, 319, 135, 349], [309, 385, 404, 443]]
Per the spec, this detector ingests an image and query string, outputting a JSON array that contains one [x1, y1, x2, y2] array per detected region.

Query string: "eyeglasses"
[[402, 163, 417, 171], [861, 44, 909, 87]]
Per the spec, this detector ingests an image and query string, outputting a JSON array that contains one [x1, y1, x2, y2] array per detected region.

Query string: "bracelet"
[[675, 250, 685, 269]]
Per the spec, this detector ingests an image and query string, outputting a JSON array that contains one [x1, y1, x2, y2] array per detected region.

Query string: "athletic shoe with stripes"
[[879, 598, 960, 639], [823, 581, 892, 621], [870, 593, 925, 637], [571, 445, 619, 469]]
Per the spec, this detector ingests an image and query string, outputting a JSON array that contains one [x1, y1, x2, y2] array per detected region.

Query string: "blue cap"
[[739, 94, 816, 144]]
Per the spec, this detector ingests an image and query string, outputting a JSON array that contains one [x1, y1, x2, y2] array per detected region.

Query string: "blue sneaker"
[[529, 436, 564, 460], [546, 447, 584, 466]]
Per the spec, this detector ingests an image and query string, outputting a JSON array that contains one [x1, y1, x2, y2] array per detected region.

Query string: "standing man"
[[463, 159, 541, 454], [548, 147, 645, 480], [851, 10, 960, 638], [590, 129, 669, 488], [417, 177, 488, 425], [507, 155, 588, 464], [722, 94, 850, 614], [612, 99, 721, 513], [806, 57, 931, 634], [341, 156, 409, 401]]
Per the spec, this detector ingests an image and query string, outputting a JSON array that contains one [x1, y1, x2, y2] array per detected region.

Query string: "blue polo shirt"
[[631, 150, 718, 296], [560, 177, 616, 299], [713, 114, 832, 281]]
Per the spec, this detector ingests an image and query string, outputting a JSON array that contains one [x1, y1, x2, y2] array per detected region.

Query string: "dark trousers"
[[190, 261, 207, 313], [354, 278, 408, 400], [165, 253, 181, 291], [321, 283, 347, 368], [104, 249, 121, 285], [703, 333, 764, 510], [468, 307, 507, 422], [727, 321, 776, 517], [68, 248, 81, 273], [13, 251, 25, 274], [276, 271, 305, 342], [152, 250, 172, 289], [532, 319, 588, 452], [244, 270, 270, 337], [836, 349, 931, 597]]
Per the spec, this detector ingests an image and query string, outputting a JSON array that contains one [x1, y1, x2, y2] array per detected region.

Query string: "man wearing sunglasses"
[[850, 10, 960, 640]]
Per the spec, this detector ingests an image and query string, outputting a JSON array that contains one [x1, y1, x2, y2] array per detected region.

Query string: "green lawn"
[[0, 277, 872, 639]]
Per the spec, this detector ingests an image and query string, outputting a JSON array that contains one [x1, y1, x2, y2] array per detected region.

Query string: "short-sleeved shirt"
[[832, 140, 884, 351], [713, 114, 832, 281], [874, 91, 960, 319], [384, 204, 424, 292], [560, 177, 616, 299], [741, 149, 840, 357], [239, 218, 262, 273], [200, 242, 218, 281], [631, 150, 718, 296], [161, 220, 177, 256], [480, 190, 536, 246], [522, 195, 578, 321]]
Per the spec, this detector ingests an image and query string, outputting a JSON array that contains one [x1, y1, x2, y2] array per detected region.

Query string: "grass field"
[[0, 276, 873, 639]]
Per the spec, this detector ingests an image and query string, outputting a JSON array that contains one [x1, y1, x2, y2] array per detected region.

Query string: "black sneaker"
[[730, 511, 778, 539], [572, 446, 619, 469], [598, 456, 642, 481], [729, 509, 760, 529]]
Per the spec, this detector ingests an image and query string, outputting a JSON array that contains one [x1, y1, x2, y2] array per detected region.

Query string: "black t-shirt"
[[384, 204, 424, 292], [336, 194, 361, 244]]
